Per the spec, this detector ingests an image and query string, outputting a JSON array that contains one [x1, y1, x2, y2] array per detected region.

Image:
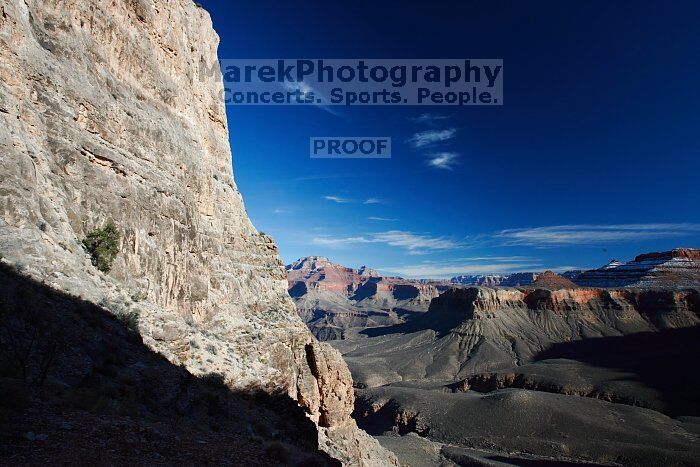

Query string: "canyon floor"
[[290, 253, 700, 466]]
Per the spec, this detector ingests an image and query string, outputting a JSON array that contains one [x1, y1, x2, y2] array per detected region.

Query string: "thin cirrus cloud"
[[324, 195, 385, 205], [323, 195, 353, 203], [363, 198, 383, 204], [496, 223, 700, 246], [427, 152, 459, 170], [379, 256, 580, 279], [407, 128, 456, 149], [381, 262, 542, 279], [410, 113, 451, 125], [311, 230, 462, 254], [368, 216, 397, 222], [281, 81, 339, 116]]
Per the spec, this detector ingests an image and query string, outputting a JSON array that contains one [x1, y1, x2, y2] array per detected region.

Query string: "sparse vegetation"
[[130, 290, 147, 302], [99, 298, 140, 334], [82, 222, 120, 273], [116, 308, 140, 333]]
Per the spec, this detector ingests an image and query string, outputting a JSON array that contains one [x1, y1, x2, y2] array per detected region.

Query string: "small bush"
[[82, 222, 120, 273], [130, 290, 147, 302], [100, 299, 140, 334], [114, 308, 139, 334]]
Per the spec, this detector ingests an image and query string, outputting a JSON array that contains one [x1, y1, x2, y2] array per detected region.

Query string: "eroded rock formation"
[[0, 1, 395, 464], [333, 285, 700, 386], [337, 284, 700, 465], [450, 271, 540, 286], [287, 257, 442, 340], [574, 248, 700, 288]]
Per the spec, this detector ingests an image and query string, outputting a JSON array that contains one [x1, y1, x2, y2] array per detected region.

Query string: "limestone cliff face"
[[433, 286, 700, 330], [333, 285, 699, 387], [0, 1, 395, 464]]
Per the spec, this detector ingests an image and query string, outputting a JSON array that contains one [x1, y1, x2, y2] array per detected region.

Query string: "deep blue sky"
[[199, 0, 700, 278]]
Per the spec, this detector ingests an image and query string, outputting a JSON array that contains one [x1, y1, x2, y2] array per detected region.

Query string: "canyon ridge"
[[288, 251, 700, 465]]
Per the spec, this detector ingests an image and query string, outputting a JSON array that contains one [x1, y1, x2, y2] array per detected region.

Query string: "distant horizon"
[[284, 246, 699, 280]]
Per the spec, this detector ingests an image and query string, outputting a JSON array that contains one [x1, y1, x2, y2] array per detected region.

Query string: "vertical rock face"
[[0, 0, 395, 464]]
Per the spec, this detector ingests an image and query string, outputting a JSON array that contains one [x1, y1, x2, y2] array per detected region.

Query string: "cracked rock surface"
[[0, 0, 396, 464]]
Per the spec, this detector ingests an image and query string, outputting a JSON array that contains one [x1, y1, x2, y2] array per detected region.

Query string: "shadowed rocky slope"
[[331, 282, 700, 465], [334, 286, 699, 387], [356, 382, 699, 466], [449, 326, 700, 417], [0, 1, 395, 464], [0, 263, 335, 465]]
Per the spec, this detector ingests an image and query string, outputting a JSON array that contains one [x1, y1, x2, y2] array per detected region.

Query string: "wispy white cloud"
[[427, 152, 459, 170], [496, 223, 700, 247], [407, 128, 456, 148], [381, 263, 539, 279], [311, 236, 373, 247], [451, 256, 539, 263], [373, 231, 461, 253], [410, 113, 450, 125], [311, 230, 462, 254], [273, 208, 292, 214], [323, 196, 385, 205], [282, 81, 339, 116], [368, 216, 397, 222], [379, 256, 580, 279], [323, 195, 353, 204], [363, 198, 383, 204]]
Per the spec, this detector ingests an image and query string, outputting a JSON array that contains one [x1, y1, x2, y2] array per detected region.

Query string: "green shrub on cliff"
[[99, 298, 140, 334], [82, 222, 120, 273]]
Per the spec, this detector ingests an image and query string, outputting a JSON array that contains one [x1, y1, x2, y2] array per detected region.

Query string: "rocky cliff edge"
[[0, 0, 395, 464]]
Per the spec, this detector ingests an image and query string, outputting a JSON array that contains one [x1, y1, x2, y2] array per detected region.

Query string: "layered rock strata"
[[575, 248, 700, 288], [0, 1, 395, 464], [332, 286, 700, 387], [287, 257, 441, 340]]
